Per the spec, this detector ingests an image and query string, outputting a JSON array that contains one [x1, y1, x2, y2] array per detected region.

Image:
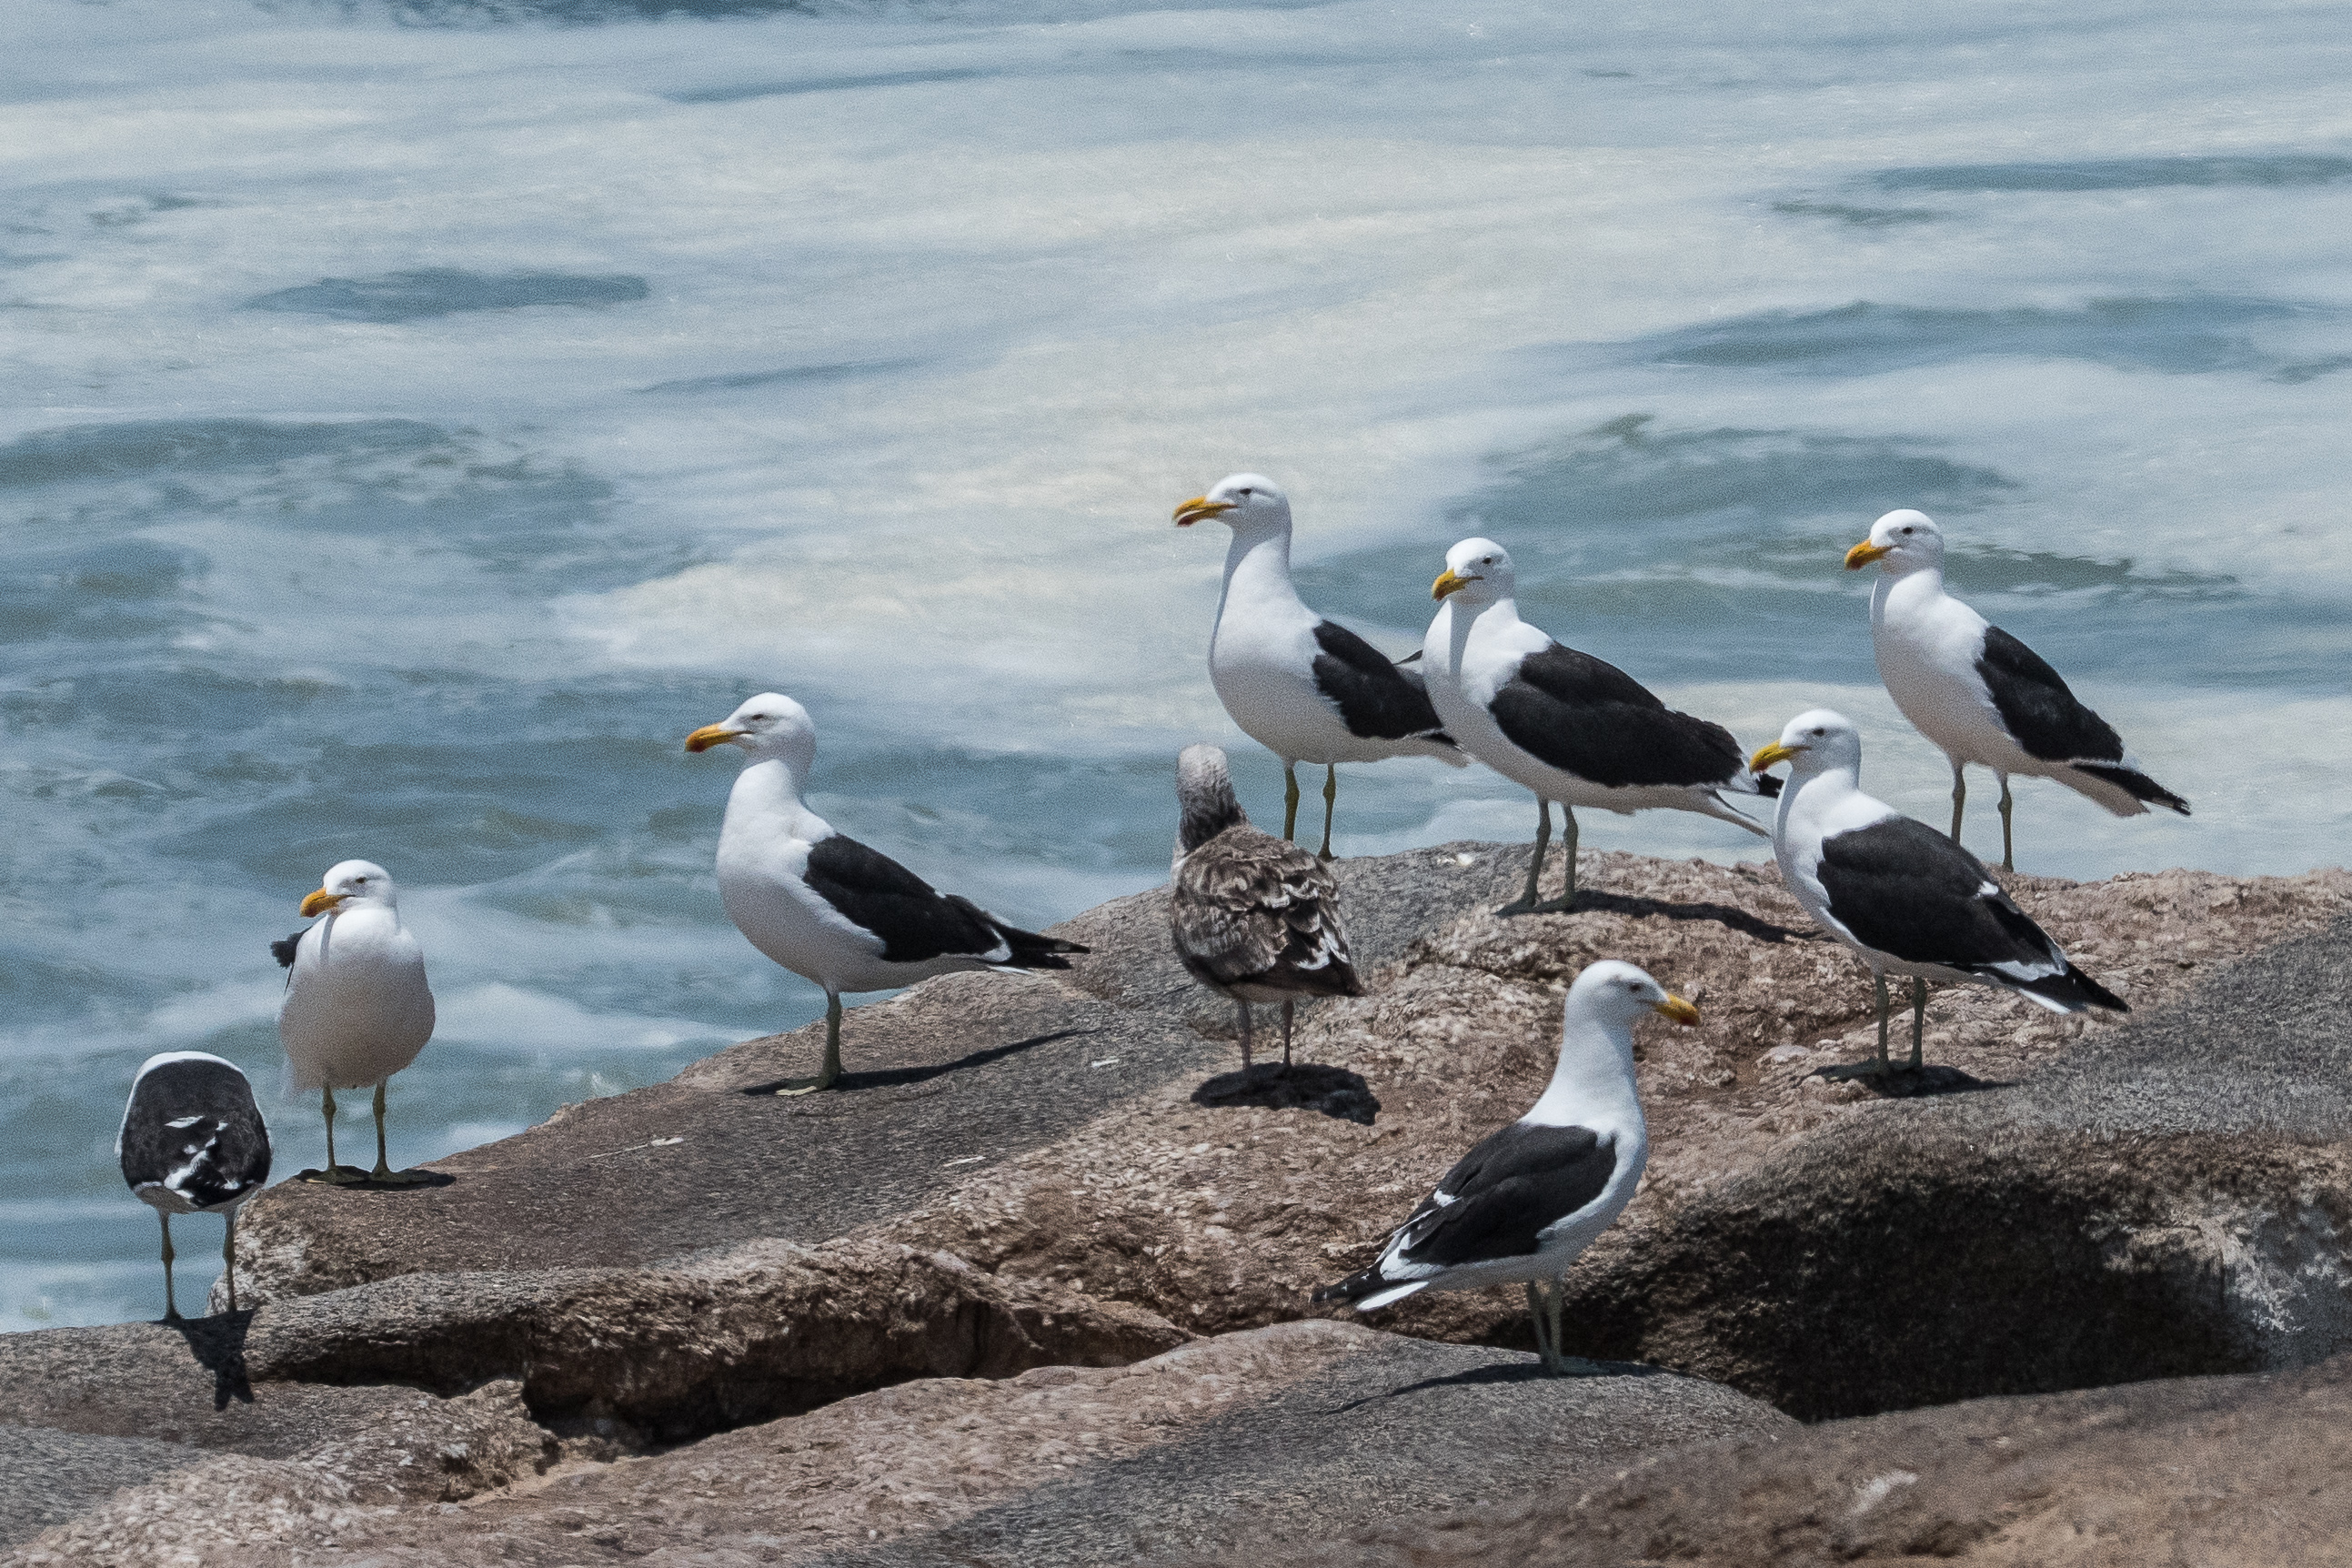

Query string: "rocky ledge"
[[5, 843, 2350, 1564]]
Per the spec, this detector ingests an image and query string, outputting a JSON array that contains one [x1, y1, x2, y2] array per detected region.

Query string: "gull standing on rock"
[[276, 859, 436, 1184], [1847, 509, 2188, 870], [687, 694, 1088, 1094], [1175, 474, 1464, 858], [1314, 960, 1691, 1375], [118, 1051, 271, 1320], [1751, 709, 2126, 1077], [1422, 538, 1774, 916], [1169, 743, 1363, 1070]]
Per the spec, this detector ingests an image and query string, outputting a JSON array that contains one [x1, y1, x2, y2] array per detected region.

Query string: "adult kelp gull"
[[1847, 508, 2188, 870], [118, 1051, 271, 1320], [1169, 743, 1362, 1069], [1751, 709, 2126, 1076], [1175, 474, 1464, 859], [1422, 537, 1774, 915], [1314, 960, 1691, 1375], [276, 859, 437, 1184], [687, 694, 1088, 1093]]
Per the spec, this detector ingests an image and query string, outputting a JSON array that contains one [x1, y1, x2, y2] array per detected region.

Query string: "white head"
[[685, 693, 818, 774], [1564, 960, 1700, 1036], [1547, 960, 1696, 1111], [1171, 473, 1291, 533], [1844, 508, 1945, 575], [300, 859, 398, 917], [1431, 537, 1516, 607], [1748, 708, 1865, 783]]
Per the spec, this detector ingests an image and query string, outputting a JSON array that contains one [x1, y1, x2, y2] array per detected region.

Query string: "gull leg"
[[1820, 970, 1894, 1079], [1281, 1000, 1295, 1070], [1282, 762, 1301, 843], [778, 991, 846, 1095], [1949, 759, 1967, 846], [1318, 765, 1338, 860], [1498, 799, 1553, 916], [1238, 1001, 1254, 1069], [1525, 1281, 1553, 1372], [310, 1086, 362, 1184], [1528, 806, 1581, 914], [367, 1080, 432, 1184], [222, 1209, 238, 1315], [1998, 774, 2015, 872], [1909, 977, 1928, 1071], [1549, 1277, 1567, 1377], [158, 1211, 179, 1322]]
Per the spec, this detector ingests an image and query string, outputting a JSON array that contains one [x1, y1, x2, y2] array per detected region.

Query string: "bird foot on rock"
[[366, 1166, 437, 1187], [1814, 1059, 1895, 1081], [774, 1073, 839, 1097], [297, 1164, 372, 1185], [1494, 895, 1577, 919]]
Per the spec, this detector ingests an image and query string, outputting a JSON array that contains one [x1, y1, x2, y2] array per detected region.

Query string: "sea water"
[[4, 0, 2347, 1330]]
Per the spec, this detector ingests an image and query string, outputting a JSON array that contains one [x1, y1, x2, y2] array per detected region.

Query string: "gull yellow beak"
[[684, 723, 743, 754], [1844, 539, 1892, 570], [1432, 568, 1474, 600], [1172, 496, 1234, 528], [1749, 741, 1804, 773], [299, 889, 347, 918], [1653, 994, 1702, 1028]]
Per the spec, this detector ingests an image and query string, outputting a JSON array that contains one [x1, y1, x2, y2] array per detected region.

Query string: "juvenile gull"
[[1422, 537, 1774, 915], [1314, 960, 1691, 1374], [1751, 709, 2126, 1076], [276, 859, 436, 1184], [1847, 508, 2188, 870], [1175, 474, 1464, 858], [117, 1051, 271, 1320], [687, 693, 1088, 1093], [1169, 743, 1362, 1069]]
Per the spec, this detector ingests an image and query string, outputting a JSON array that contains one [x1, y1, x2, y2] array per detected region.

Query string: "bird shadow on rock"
[[739, 1028, 1099, 1100], [290, 1166, 457, 1191], [1566, 888, 1813, 945], [1810, 1062, 2008, 1099], [1191, 1063, 1381, 1125], [169, 1311, 255, 1411], [1324, 1355, 1666, 1413]]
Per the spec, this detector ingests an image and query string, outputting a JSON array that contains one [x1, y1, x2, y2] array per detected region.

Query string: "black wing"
[[1977, 627, 2125, 764], [802, 835, 1083, 969], [1392, 1121, 1617, 1269], [269, 931, 304, 969], [1488, 643, 1746, 789], [119, 1059, 272, 1211], [1815, 817, 2123, 1010], [1310, 621, 1454, 744], [1171, 825, 1362, 999]]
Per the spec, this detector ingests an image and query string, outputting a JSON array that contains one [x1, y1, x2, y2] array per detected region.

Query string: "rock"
[[1238, 1348, 2352, 1566], [26, 1322, 1785, 1567], [227, 844, 1526, 1305], [1190, 1062, 1381, 1124]]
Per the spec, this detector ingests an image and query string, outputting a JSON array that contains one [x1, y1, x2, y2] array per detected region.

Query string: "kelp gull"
[[118, 1051, 271, 1320], [1169, 743, 1363, 1069], [1175, 474, 1464, 859], [688, 694, 1088, 1093], [1314, 960, 1690, 1374], [1422, 537, 1774, 915], [1848, 509, 2188, 870], [277, 859, 437, 1184], [1751, 709, 2126, 1076]]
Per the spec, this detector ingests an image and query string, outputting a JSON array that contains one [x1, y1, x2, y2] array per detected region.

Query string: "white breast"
[[279, 907, 435, 1091]]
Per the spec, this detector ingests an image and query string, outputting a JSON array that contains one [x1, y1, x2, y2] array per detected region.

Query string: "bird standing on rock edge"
[[687, 693, 1089, 1093], [1175, 474, 1465, 859], [1751, 708, 2126, 1078], [276, 859, 436, 1185], [118, 1051, 271, 1320], [1421, 537, 1775, 916], [1846, 508, 2188, 871], [1314, 960, 1690, 1376], [1169, 743, 1363, 1070]]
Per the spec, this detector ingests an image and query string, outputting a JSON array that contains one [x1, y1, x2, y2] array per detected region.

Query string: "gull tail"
[[985, 912, 1091, 971], [1312, 1263, 1427, 1312], [2068, 760, 2190, 818], [2006, 962, 2128, 1014]]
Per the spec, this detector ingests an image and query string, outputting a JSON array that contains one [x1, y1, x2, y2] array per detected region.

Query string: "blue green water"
[[5, 0, 2347, 1329]]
